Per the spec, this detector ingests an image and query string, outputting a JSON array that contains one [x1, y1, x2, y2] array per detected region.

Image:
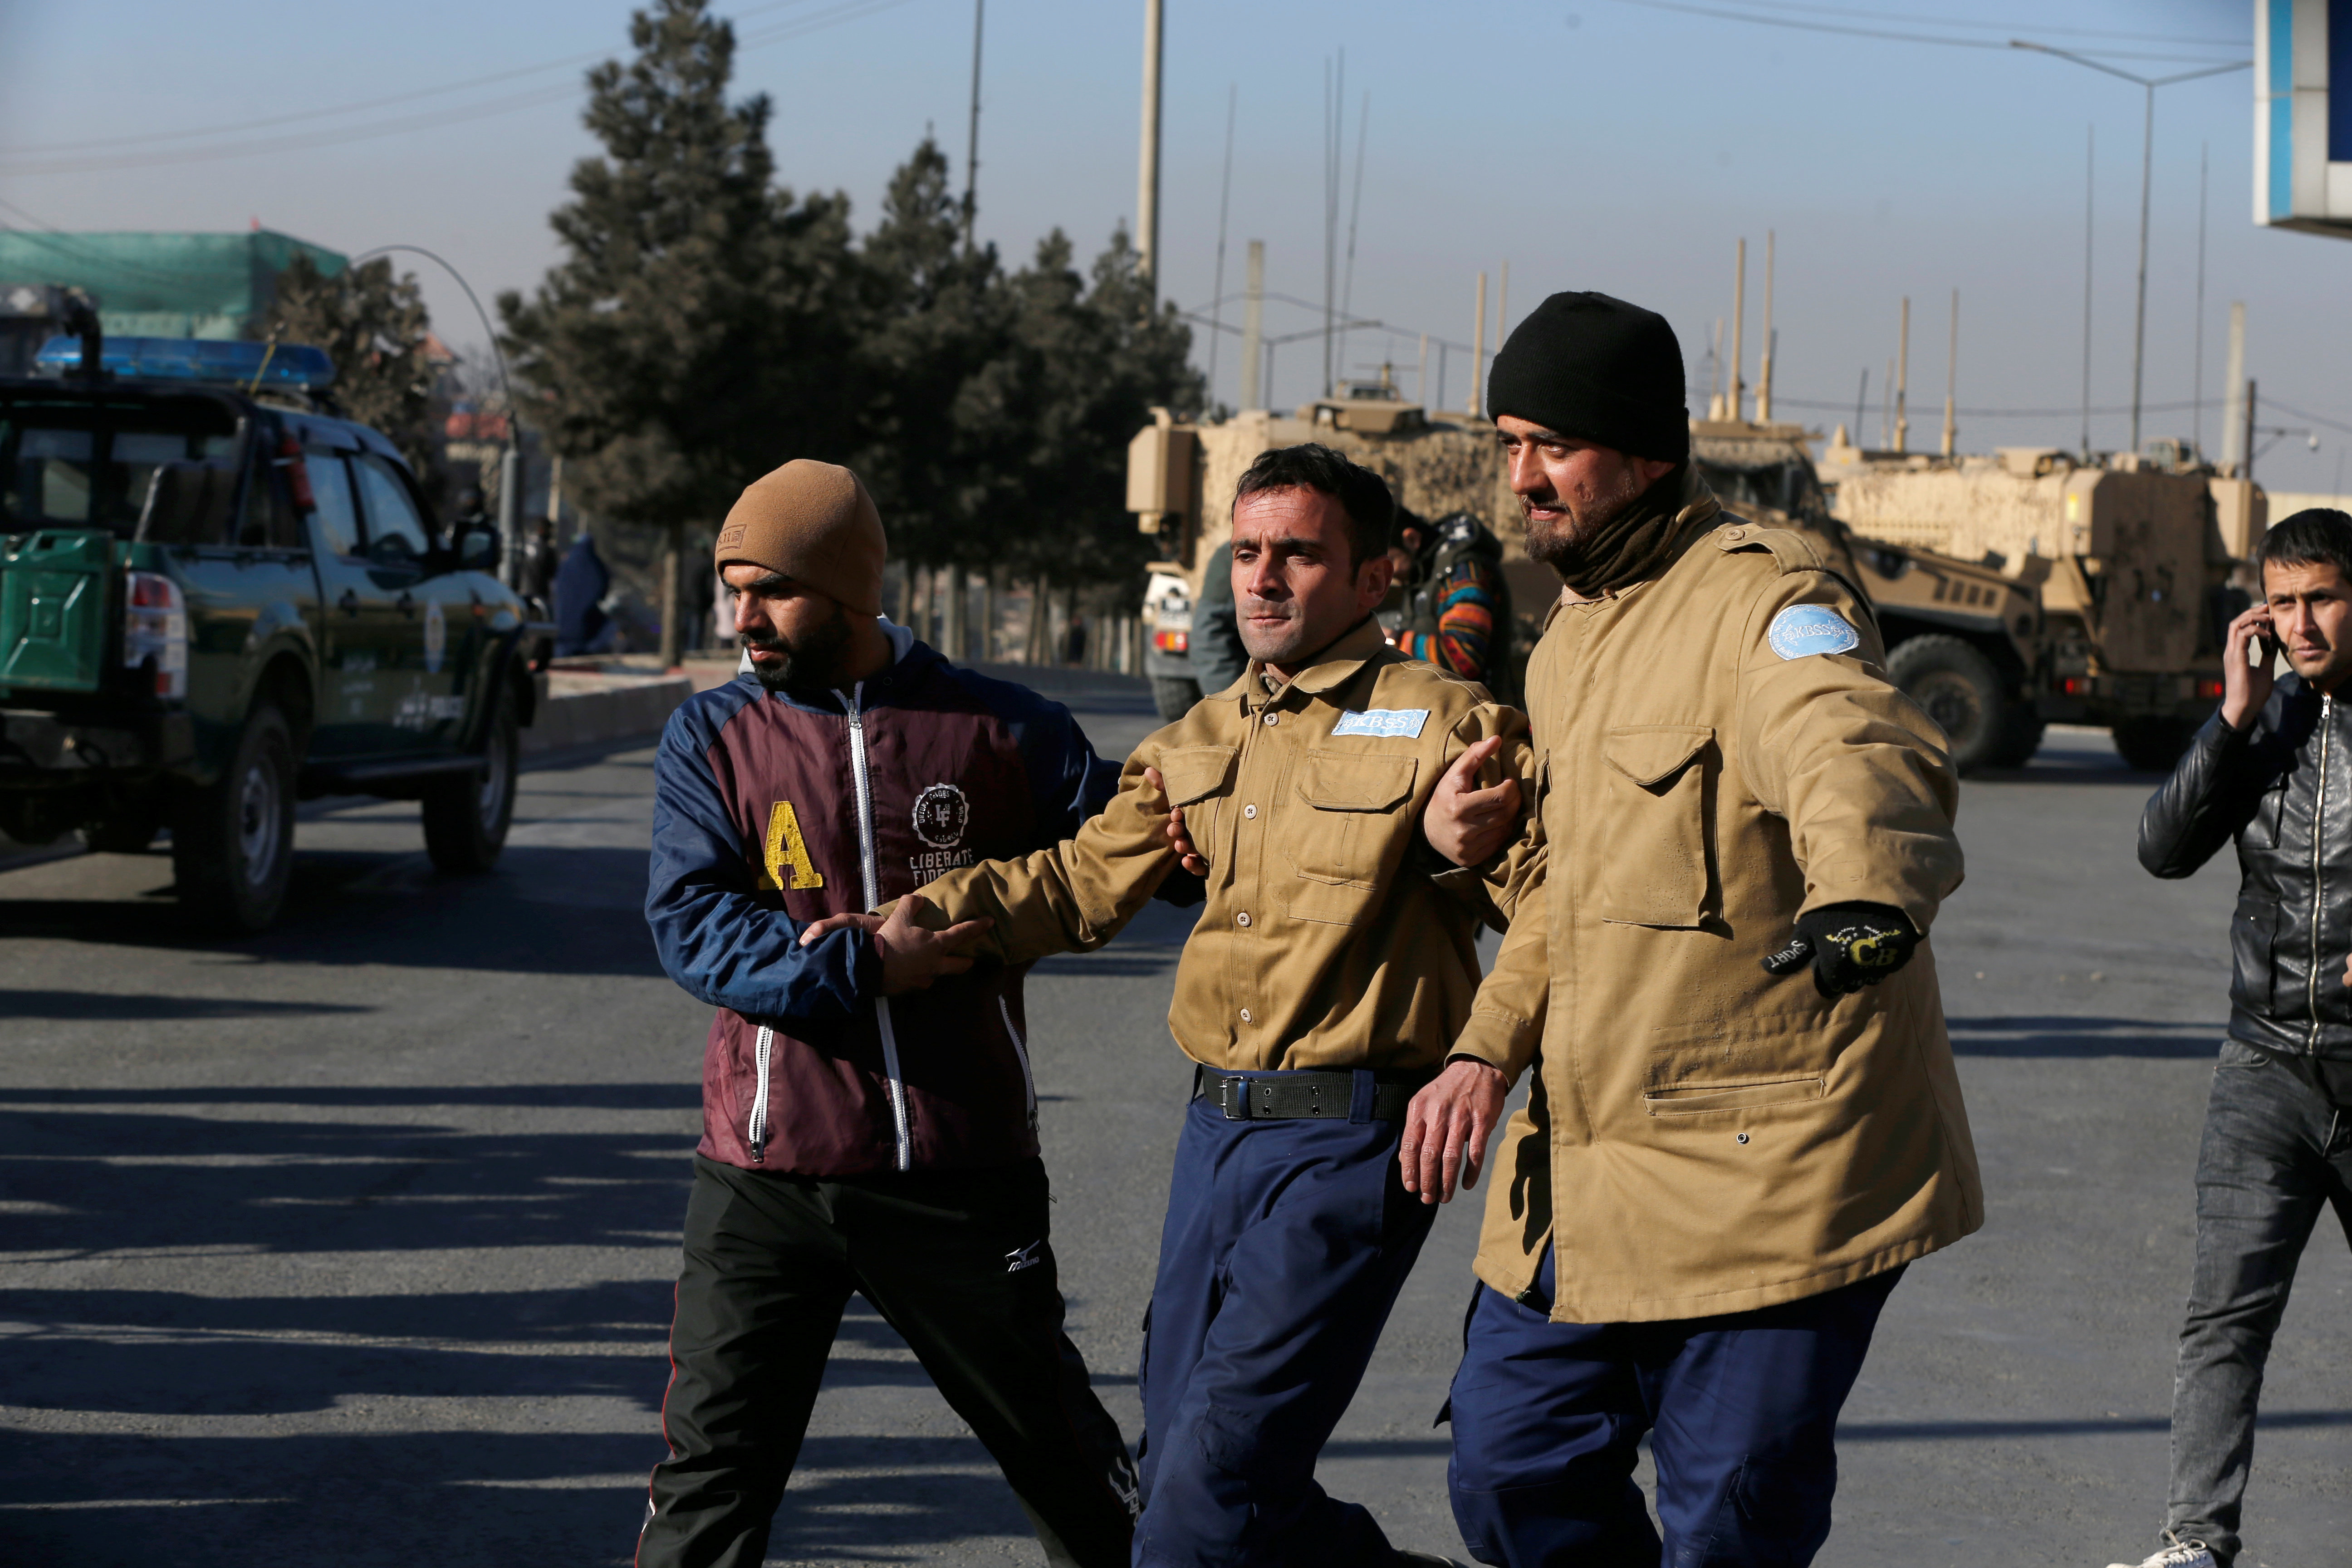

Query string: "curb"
[[522, 676, 695, 756]]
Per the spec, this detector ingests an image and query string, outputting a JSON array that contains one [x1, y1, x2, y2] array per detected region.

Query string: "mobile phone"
[[2250, 627, 2277, 667]]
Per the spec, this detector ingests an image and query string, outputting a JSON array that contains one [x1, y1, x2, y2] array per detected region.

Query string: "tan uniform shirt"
[[1451, 495, 1982, 1323], [911, 617, 1532, 1072]]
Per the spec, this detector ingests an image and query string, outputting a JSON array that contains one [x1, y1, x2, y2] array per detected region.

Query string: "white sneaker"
[[2104, 1534, 2217, 1568]]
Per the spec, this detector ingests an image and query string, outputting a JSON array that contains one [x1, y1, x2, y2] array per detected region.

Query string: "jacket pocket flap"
[[1642, 1075, 1824, 1116], [1157, 745, 1239, 806], [1298, 749, 1419, 811], [1603, 725, 1713, 788]]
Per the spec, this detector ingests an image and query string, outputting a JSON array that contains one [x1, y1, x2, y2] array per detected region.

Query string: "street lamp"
[[2009, 42, 2248, 456]]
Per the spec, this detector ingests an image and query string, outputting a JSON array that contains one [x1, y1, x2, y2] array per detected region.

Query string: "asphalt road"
[[2, 674, 2347, 1568]]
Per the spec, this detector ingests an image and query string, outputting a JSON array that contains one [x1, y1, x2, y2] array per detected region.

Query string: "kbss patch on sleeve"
[[1331, 708, 1431, 739], [1766, 604, 1860, 661]]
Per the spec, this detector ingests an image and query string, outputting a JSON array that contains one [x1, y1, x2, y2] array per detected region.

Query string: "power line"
[[1658, 0, 2247, 49], [0, 0, 926, 178], [1599, 0, 2248, 66]]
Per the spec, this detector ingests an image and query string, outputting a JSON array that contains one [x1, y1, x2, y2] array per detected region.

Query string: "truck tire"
[[1984, 701, 2046, 769], [1886, 635, 2005, 774], [421, 685, 518, 872], [173, 702, 297, 933], [1152, 676, 1202, 723], [2111, 715, 2198, 774]]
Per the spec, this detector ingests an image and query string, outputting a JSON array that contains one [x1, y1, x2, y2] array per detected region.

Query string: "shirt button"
[[1240, 1008, 1253, 1023], [1236, 911, 1251, 927], [1244, 804, 1257, 819], [1264, 712, 1279, 726]]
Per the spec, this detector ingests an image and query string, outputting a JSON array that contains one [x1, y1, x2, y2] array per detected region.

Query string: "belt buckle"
[[1219, 1075, 1251, 1121]]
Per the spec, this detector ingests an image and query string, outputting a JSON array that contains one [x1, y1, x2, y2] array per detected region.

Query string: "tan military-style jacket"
[[1450, 492, 1981, 1324], [908, 617, 1532, 1072]]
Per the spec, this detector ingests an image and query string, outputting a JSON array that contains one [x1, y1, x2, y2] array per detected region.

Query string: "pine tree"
[[255, 254, 438, 484], [500, 0, 859, 662]]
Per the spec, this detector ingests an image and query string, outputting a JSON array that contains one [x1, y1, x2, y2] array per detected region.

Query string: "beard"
[[1522, 461, 1652, 571], [745, 603, 856, 698]]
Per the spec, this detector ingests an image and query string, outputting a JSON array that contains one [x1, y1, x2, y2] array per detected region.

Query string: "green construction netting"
[[0, 230, 348, 340]]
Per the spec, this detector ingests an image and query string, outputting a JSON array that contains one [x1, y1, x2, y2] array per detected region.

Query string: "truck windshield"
[[1, 397, 240, 535]]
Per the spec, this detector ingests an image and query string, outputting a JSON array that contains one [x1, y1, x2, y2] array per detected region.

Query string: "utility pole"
[[2221, 301, 2248, 474], [2081, 123, 2095, 461], [1206, 83, 1236, 397], [1894, 296, 1910, 454], [1941, 288, 1958, 458], [1757, 230, 1775, 423], [1729, 238, 1746, 425], [2010, 42, 2251, 456], [962, 0, 983, 250], [1497, 259, 1510, 352], [1469, 271, 1487, 417], [2193, 139, 2209, 454], [1136, 0, 1163, 297], [1240, 240, 1265, 410]]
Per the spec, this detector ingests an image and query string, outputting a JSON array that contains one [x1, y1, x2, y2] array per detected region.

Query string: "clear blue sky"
[[5, 0, 2344, 493]]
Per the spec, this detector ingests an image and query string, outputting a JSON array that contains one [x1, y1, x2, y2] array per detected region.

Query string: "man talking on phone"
[[2128, 507, 2352, 1568]]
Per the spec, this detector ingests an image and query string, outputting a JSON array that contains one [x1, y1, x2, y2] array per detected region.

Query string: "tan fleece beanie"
[[714, 460, 887, 616]]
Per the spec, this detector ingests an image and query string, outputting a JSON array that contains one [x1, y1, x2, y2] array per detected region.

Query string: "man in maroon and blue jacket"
[[636, 460, 1144, 1568]]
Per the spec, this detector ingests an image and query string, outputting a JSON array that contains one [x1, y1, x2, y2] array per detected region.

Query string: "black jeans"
[[2166, 1039, 2352, 1566], [636, 1155, 1138, 1568]]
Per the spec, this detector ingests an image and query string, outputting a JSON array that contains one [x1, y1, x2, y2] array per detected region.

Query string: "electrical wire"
[[1598, 0, 2249, 66], [0, 0, 926, 177], [1646, 0, 2247, 50]]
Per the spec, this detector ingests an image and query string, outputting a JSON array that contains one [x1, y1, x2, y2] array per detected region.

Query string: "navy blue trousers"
[[1446, 1248, 1901, 1568], [1132, 1073, 1438, 1568]]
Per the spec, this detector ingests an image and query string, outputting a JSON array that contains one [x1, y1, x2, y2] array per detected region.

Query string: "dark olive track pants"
[[636, 1154, 1138, 1568]]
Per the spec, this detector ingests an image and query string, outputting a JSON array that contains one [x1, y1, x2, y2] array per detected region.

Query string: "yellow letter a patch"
[[757, 801, 826, 891]]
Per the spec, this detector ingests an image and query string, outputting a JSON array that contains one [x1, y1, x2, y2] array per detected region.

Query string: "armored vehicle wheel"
[[1984, 701, 2046, 769], [1886, 635, 2005, 774], [1152, 676, 1202, 723], [2111, 715, 2198, 774], [173, 702, 297, 933], [422, 686, 518, 872]]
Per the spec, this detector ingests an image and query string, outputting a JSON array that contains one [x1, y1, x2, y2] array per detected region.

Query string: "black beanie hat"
[[1485, 291, 1690, 462]]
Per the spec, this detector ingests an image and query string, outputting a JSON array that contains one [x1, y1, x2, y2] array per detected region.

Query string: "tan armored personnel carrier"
[[1818, 436, 2264, 769]]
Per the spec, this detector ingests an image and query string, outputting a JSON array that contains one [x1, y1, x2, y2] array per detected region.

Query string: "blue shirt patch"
[[1767, 604, 1861, 661], [1331, 708, 1430, 739]]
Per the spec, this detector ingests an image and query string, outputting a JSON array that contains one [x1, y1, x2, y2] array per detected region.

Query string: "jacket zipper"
[[836, 681, 914, 1170], [1000, 996, 1039, 1131], [748, 1024, 774, 1164], [2311, 693, 2332, 1055]]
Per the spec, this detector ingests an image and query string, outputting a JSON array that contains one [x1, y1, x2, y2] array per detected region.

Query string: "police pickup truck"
[[0, 331, 546, 931]]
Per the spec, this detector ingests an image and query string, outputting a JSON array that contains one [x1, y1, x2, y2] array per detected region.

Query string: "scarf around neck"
[[1548, 461, 1718, 599]]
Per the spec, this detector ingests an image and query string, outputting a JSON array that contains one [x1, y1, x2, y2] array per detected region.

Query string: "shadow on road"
[[1945, 1014, 2223, 1058]]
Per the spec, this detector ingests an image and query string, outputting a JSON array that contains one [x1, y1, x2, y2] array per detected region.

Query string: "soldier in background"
[[1187, 542, 1249, 697], [1383, 509, 1514, 698]]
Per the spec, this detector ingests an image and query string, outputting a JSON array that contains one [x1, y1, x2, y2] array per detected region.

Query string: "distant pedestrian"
[[1382, 508, 1514, 700], [1186, 543, 1248, 696], [518, 517, 560, 608], [1435, 291, 1979, 1568], [2128, 507, 2352, 1568], [637, 460, 1142, 1568], [551, 531, 614, 657]]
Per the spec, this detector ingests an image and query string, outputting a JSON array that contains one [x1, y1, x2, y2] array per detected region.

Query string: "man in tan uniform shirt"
[[1434, 292, 1981, 1568], [808, 442, 1527, 1568]]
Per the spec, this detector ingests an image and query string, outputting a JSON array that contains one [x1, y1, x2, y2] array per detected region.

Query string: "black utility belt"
[[1191, 1066, 1431, 1122]]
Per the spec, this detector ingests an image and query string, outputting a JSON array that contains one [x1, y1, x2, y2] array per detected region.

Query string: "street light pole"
[[2009, 42, 2248, 458]]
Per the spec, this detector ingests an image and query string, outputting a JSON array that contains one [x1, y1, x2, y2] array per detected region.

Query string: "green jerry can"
[[0, 528, 116, 693]]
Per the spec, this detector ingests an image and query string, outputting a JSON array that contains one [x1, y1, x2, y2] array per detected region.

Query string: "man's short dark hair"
[[1231, 443, 1396, 569], [2258, 509, 2352, 582]]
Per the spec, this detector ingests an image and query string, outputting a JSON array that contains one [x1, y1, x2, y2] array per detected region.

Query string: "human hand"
[[1143, 765, 1209, 877], [798, 894, 992, 995], [1762, 902, 1921, 997], [1398, 1057, 1508, 1205], [2222, 602, 2277, 731], [1423, 735, 1521, 867]]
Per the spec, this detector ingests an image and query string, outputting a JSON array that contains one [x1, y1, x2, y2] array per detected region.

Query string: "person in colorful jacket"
[[1385, 509, 1514, 699], [637, 459, 1144, 1568]]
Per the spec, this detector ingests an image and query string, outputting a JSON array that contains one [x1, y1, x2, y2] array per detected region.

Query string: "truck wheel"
[[422, 686, 518, 872], [173, 702, 297, 933], [1984, 701, 2046, 769], [2111, 715, 2198, 773], [1151, 676, 1202, 723], [1886, 635, 2005, 774]]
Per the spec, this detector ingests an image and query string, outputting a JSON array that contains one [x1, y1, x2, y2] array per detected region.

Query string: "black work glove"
[[1762, 902, 1921, 997]]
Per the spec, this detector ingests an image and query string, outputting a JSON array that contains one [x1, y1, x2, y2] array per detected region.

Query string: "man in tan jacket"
[[807, 441, 1528, 1568], [1428, 292, 1981, 1568]]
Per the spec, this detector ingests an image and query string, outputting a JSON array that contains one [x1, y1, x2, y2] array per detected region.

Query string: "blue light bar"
[[31, 335, 338, 390]]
